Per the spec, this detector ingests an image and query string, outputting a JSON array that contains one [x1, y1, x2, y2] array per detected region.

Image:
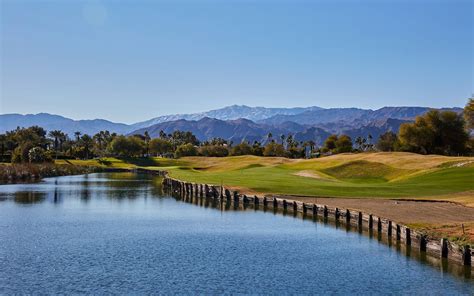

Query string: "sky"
[[0, 0, 472, 124]]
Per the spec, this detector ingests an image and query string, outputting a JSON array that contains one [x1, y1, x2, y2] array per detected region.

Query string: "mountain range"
[[0, 105, 463, 145]]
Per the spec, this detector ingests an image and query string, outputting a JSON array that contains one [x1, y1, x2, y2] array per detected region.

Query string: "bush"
[[28, 147, 51, 163], [198, 145, 229, 157], [230, 142, 253, 156], [175, 143, 198, 158], [263, 142, 287, 157], [12, 142, 34, 163]]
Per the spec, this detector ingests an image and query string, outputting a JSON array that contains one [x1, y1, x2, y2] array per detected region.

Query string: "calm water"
[[0, 173, 472, 294]]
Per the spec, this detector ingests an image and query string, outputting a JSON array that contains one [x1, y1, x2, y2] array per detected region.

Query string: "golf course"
[[58, 152, 473, 202], [55, 152, 474, 244]]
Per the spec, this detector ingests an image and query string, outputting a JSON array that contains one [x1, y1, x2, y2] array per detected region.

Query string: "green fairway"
[[54, 152, 474, 203]]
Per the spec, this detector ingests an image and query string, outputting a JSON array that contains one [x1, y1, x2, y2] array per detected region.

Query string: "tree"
[[149, 138, 173, 156], [263, 142, 286, 157], [267, 132, 273, 143], [198, 145, 229, 157], [324, 134, 338, 151], [335, 135, 352, 153], [108, 135, 144, 157], [399, 110, 468, 155], [230, 142, 253, 156], [80, 134, 94, 159], [464, 97, 474, 130], [74, 131, 82, 142], [28, 147, 48, 163], [175, 143, 197, 158], [376, 132, 398, 152], [48, 130, 65, 159]]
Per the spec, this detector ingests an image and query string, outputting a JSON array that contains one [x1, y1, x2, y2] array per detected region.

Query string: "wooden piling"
[[323, 206, 328, 218], [273, 198, 278, 209], [346, 209, 350, 224], [358, 212, 362, 227], [420, 235, 427, 252], [368, 215, 373, 229], [441, 238, 448, 258], [335, 208, 340, 220], [388, 221, 392, 237], [463, 245, 471, 266], [283, 200, 287, 210], [396, 225, 401, 241], [405, 228, 411, 246], [377, 218, 382, 232]]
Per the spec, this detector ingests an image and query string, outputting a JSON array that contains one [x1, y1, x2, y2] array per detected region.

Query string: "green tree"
[[263, 142, 286, 157], [324, 134, 338, 151], [376, 132, 399, 152], [399, 110, 468, 155], [335, 134, 352, 153], [175, 143, 197, 158], [28, 147, 49, 163], [109, 135, 144, 157], [149, 138, 173, 156], [230, 142, 253, 156]]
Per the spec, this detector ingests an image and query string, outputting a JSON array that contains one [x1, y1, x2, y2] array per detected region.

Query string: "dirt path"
[[277, 196, 474, 225]]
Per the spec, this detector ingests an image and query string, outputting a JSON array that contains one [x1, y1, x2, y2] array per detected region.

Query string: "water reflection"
[[13, 191, 46, 204]]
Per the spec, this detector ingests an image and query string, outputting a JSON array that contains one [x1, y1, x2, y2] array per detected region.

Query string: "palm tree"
[[74, 131, 81, 142], [80, 134, 94, 159], [355, 136, 363, 151], [48, 130, 64, 159], [144, 131, 151, 156], [267, 132, 273, 144], [280, 134, 285, 145]]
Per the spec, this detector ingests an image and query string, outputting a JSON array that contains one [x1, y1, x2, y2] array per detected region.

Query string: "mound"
[[322, 160, 400, 182]]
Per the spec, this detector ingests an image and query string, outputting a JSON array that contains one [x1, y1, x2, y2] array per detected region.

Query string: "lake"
[[0, 173, 472, 294]]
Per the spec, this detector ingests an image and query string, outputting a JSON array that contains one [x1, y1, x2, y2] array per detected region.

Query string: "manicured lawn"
[[53, 152, 474, 203]]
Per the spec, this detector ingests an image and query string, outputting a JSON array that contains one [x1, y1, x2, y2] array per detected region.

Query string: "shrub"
[[198, 145, 229, 157], [263, 142, 287, 157], [28, 147, 50, 163], [230, 142, 253, 156], [175, 143, 198, 158]]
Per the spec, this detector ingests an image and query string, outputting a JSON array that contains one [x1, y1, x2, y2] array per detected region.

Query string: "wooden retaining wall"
[[161, 176, 472, 267]]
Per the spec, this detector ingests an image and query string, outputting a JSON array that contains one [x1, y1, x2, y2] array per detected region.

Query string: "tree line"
[[1, 99, 472, 163]]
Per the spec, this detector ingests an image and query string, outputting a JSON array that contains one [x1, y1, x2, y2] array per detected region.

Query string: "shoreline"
[[162, 175, 473, 269], [1, 167, 472, 269]]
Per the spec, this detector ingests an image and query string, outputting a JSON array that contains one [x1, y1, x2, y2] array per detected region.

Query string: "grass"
[[51, 152, 473, 204], [4, 152, 474, 244]]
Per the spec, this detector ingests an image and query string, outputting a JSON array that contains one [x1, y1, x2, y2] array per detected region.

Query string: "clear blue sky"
[[1, 0, 472, 123]]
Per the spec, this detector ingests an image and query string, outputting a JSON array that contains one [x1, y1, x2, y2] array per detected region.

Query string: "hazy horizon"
[[1, 0, 472, 123]]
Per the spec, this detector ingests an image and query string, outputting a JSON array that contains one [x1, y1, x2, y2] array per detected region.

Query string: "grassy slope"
[[55, 152, 474, 205]]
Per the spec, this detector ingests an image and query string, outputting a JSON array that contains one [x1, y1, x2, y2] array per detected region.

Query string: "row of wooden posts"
[[162, 177, 472, 267]]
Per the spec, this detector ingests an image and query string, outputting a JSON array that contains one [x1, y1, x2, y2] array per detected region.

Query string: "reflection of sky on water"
[[0, 173, 163, 205]]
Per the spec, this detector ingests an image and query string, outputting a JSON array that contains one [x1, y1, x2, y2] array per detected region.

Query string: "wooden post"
[[420, 235, 427, 252], [396, 225, 401, 241], [233, 191, 239, 205], [441, 238, 448, 258], [406, 228, 411, 246], [254, 196, 259, 206], [283, 200, 287, 210], [388, 221, 392, 237], [368, 215, 373, 229], [293, 201, 297, 212], [273, 198, 278, 209], [358, 212, 362, 227], [463, 245, 471, 266], [377, 218, 382, 232], [303, 203, 307, 214], [313, 204, 318, 216], [243, 195, 249, 204], [263, 197, 268, 207], [323, 206, 328, 218], [335, 208, 339, 220], [346, 209, 350, 224]]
